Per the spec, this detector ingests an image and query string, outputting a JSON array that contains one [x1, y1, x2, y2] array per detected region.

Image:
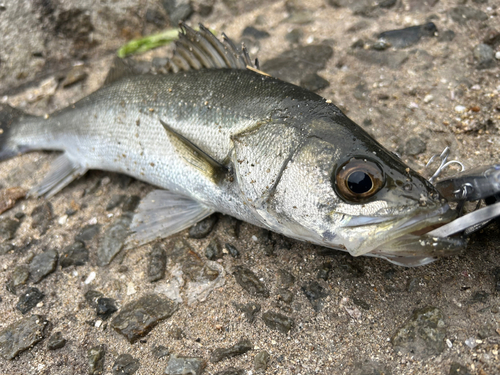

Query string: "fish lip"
[[340, 202, 459, 256]]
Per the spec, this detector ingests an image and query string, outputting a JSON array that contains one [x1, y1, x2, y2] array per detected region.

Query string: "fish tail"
[[0, 104, 38, 161]]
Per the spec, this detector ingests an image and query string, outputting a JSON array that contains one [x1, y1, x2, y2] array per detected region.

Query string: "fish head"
[[259, 115, 464, 266]]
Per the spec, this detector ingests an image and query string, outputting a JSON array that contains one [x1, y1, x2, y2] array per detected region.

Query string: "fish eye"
[[334, 158, 385, 202]]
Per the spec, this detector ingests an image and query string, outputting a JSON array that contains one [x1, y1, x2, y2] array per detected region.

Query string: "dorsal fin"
[[167, 23, 261, 73]]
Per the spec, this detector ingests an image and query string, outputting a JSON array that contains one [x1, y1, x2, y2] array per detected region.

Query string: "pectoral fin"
[[30, 153, 87, 198], [127, 190, 214, 246]]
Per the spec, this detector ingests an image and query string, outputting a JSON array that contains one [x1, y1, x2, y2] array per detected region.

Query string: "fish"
[[0, 23, 465, 266]]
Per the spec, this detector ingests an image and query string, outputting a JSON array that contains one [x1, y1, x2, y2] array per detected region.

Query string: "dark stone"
[[302, 281, 328, 312], [145, 8, 167, 28], [97, 215, 132, 266], [377, 22, 438, 49], [493, 267, 500, 292], [60, 241, 88, 268], [0, 315, 48, 359], [85, 290, 104, 308], [438, 30, 455, 42], [276, 269, 295, 288], [112, 353, 139, 375], [353, 297, 370, 310], [242, 26, 270, 40], [88, 345, 106, 375], [204, 239, 223, 260], [473, 44, 495, 70], [484, 31, 500, 49], [254, 350, 270, 371], [299, 73, 330, 92], [233, 267, 269, 298], [194, 0, 215, 17], [165, 355, 205, 375], [285, 28, 303, 44], [161, 0, 193, 24], [96, 297, 118, 320], [147, 244, 167, 282], [16, 287, 45, 314], [261, 44, 333, 84], [122, 195, 141, 213], [106, 195, 126, 211], [352, 359, 392, 375], [75, 224, 101, 243], [55, 8, 94, 42], [317, 262, 332, 281], [188, 214, 218, 239], [449, 6, 488, 24], [262, 311, 294, 334], [391, 306, 446, 359], [31, 201, 54, 235], [111, 294, 178, 343], [7, 265, 29, 294], [152, 345, 169, 359], [224, 243, 240, 258], [47, 331, 67, 350], [471, 290, 489, 303], [214, 368, 245, 375], [29, 249, 58, 283], [405, 137, 427, 156], [449, 363, 471, 375], [351, 49, 409, 69], [233, 302, 261, 323], [210, 339, 253, 363], [0, 218, 21, 241], [379, 0, 396, 8]]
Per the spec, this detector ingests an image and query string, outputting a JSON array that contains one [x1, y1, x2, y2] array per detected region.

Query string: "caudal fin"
[[0, 104, 29, 161]]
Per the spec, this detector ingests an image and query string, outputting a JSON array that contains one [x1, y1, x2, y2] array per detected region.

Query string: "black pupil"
[[347, 171, 373, 194]]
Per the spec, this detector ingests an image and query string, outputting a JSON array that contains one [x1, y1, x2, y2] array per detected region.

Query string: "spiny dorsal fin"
[[167, 23, 261, 73]]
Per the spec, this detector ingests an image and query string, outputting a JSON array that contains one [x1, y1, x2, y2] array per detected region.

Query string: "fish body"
[[0, 25, 464, 266]]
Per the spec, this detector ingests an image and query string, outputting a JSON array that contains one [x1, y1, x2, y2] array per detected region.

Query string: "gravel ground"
[[1, 0, 500, 374]]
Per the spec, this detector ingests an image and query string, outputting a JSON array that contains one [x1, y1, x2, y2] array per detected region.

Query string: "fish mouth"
[[339, 203, 466, 266]]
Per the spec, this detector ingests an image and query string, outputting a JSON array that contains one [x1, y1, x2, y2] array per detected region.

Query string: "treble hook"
[[426, 147, 465, 184]]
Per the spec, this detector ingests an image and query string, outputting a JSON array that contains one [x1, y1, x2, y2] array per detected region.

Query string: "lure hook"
[[426, 147, 464, 183]]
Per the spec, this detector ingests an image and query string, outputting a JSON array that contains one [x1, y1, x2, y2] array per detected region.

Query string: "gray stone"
[[233, 267, 269, 298], [31, 201, 53, 235], [60, 241, 88, 268], [96, 297, 118, 320], [88, 345, 105, 375], [0, 315, 48, 359], [165, 355, 205, 375], [0, 218, 21, 241], [112, 353, 139, 375], [147, 244, 167, 282], [233, 302, 261, 323], [16, 287, 45, 314], [224, 243, 240, 258], [299, 73, 330, 92], [204, 239, 223, 260], [449, 363, 471, 375], [352, 359, 392, 375], [449, 6, 488, 24], [254, 350, 270, 371], [210, 339, 253, 363], [47, 331, 67, 350], [261, 44, 333, 84], [214, 368, 245, 375], [302, 281, 328, 312], [262, 311, 294, 333], [161, 0, 193, 25], [152, 345, 170, 359], [391, 306, 446, 358], [377, 22, 438, 49], [97, 215, 132, 266], [188, 214, 218, 239], [75, 224, 101, 243], [473, 43, 495, 70], [7, 265, 29, 294], [405, 137, 427, 156], [111, 294, 178, 343], [242, 26, 270, 40], [285, 28, 303, 44], [29, 249, 58, 283], [85, 290, 104, 308], [106, 194, 126, 211], [276, 269, 295, 288]]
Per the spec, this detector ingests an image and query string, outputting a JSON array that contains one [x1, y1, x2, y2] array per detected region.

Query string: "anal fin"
[[29, 153, 87, 198], [127, 190, 214, 246]]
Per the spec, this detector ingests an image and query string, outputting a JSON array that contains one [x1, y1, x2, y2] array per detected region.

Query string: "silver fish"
[[0, 24, 464, 266]]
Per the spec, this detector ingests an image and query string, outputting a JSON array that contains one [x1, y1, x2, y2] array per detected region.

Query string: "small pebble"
[[16, 287, 45, 314], [47, 332, 67, 350], [88, 345, 106, 375], [262, 311, 294, 333], [112, 353, 139, 375], [210, 339, 253, 363], [254, 350, 270, 371]]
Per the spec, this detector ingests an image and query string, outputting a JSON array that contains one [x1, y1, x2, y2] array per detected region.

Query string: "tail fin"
[[0, 104, 31, 161]]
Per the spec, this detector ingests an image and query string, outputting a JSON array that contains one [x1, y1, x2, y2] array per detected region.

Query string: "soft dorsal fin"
[[167, 23, 261, 73]]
